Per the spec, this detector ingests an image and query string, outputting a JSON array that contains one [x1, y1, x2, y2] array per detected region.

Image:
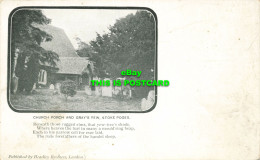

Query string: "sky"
[[42, 9, 137, 49]]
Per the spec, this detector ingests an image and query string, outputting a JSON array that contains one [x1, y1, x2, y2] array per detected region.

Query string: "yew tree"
[[11, 9, 59, 93]]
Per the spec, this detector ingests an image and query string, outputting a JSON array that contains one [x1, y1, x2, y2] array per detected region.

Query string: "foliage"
[[11, 9, 59, 92], [76, 38, 94, 57], [87, 11, 156, 97], [89, 11, 156, 82], [60, 80, 77, 101], [76, 38, 106, 78]]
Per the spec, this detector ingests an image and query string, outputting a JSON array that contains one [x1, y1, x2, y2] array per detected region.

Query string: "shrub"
[[60, 80, 77, 101]]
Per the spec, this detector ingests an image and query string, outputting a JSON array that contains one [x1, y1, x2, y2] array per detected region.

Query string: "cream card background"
[[0, 0, 260, 160]]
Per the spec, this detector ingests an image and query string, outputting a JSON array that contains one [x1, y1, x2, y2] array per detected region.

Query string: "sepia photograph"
[[8, 7, 157, 112]]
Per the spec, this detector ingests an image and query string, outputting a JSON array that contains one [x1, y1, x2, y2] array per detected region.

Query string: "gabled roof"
[[35, 24, 79, 57], [35, 24, 94, 75], [56, 57, 92, 75]]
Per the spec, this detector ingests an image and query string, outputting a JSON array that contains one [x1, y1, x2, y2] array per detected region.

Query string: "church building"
[[36, 25, 94, 89]]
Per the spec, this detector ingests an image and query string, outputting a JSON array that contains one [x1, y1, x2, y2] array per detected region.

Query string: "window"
[[38, 69, 47, 85]]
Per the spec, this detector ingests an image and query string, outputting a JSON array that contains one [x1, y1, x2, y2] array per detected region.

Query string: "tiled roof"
[[35, 25, 93, 75], [35, 24, 79, 57], [56, 57, 92, 75]]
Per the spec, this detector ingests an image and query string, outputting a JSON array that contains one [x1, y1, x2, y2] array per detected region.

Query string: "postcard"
[[0, 0, 259, 160]]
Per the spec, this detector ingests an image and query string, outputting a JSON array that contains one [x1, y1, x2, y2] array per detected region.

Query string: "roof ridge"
[[35, 24, 79, 58]]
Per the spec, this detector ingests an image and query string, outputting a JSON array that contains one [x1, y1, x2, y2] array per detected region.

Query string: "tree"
[[76, 37, 94, 57], [76, 37, 107, 78], [90, 11, 155, 80], [11, 9, 59, 93], [89, 11, 156, 97]]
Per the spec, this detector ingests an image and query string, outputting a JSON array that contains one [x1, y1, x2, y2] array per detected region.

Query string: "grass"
[[10, 89, 142, 111]]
